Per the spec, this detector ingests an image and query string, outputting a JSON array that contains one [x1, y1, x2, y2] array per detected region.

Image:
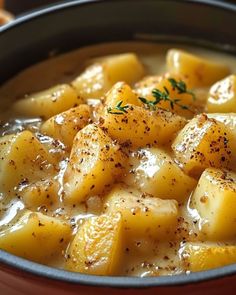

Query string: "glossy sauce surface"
[[0, 42, 236, 277]]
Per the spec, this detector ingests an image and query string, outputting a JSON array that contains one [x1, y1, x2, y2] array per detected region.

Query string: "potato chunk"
[[12, 84, 82, 119], [72, 53, 144, 99], [207, 75, 236, 113], [41, 105, 91, 149], [104, 185, 178, 239], [172, 114, 233, 177], [0, 211, 71, 263], [206, 113, 236, 167], [21, 179, 59, 209], [0, 131, 55, 194], [105, 82, 141, 107], [64, 124, 126, 204], [207, 113, 236, 131], [125, 148, 196, 202], [66, 213, 123, 275], [191, 168, 236, 240], [181, 243, 236, 272], [167, 49, 230, 88], [101, 105, 186, 148], [135, 74, 196, 118]]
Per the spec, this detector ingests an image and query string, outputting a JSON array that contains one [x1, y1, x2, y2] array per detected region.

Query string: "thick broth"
[[0, 42, 236, 276]]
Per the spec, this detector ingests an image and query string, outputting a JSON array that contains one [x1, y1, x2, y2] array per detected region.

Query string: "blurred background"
[[0, 0, 236, 26], [4, 0, 61, 15]]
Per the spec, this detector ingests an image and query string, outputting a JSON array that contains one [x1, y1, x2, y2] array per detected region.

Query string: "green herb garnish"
[[168, 78, 196, 100], [139, 78, 195, 112], [107, 101, 129, 115]]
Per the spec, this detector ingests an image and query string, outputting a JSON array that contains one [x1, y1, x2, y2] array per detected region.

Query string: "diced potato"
[[12, 84, 83, 119], [207, 113, 236, 167], [63, 124, 126, 204], [66, 213, 123, 275], [101, 105, 186, 148], [105, 82, 141, 107], [172, 114, 233, 177], [41, 104, 91, 149], [0, 131, 55, 194], [72, 53, 144, 99], [104, 185, 179, 239], [21, 179, 59, 209], [125, 148, 196, 202], [135, 74, 196, 118], [0, 211, 71, 263], [167, 49, 230, 88], [207, 113, 236, 131], [207, 75, 236, 113], [182, 243, 236, 272], [191, 168, 236, 240]]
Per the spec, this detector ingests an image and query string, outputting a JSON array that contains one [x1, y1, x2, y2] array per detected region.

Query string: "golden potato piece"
[[101, 105, 186, 148], [0, 131, 55, 194], [0, 211, 71, 263], [125, 148, 196, 202], [41, 104, 91, 149], [167, 49, 230, 88], [207, 113, 236, 168], [0, 9, 14, 25], [207, 75, 236, 113], [104, 185, 178, 239], [63, 124, 126, 204], [172, 114, 233, 177], [135, 74, 196, 118], [21, 179, 59, 209], [66, 213, 123, 275], [182, 243, 236, 272], [104, 82, 141, 107], [72, 53, 144, 99], [12, 84, 83, 119], [207, 113, 236, 131], [191, 168, 236, 240]]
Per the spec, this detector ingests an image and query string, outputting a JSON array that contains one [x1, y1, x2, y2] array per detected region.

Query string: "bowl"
[[0, 0, 236, 294]]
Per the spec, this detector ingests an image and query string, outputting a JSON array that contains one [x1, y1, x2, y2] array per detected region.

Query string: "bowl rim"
[[0, 0, 236, 34], [1, 0, 236, 288], [2, 248, 236, 288]]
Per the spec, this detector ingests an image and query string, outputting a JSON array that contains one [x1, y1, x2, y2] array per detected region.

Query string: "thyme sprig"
[[168, 78, 196, 100], [139, 78, 195, 112], [107, 100, 129, 115], [107, 79, 195, 115]]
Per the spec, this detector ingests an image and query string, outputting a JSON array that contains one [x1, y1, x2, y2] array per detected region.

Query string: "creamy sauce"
[[0, 42, 236, 276], [1, 42, 236, 109]]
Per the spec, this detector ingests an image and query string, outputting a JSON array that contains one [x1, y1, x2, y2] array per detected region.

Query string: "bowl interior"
[[0, 0, 236, 288], [0, 0, 236, 84]]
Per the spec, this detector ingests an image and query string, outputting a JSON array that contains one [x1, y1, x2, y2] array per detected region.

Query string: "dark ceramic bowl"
[[0, 1, 236, 294]]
